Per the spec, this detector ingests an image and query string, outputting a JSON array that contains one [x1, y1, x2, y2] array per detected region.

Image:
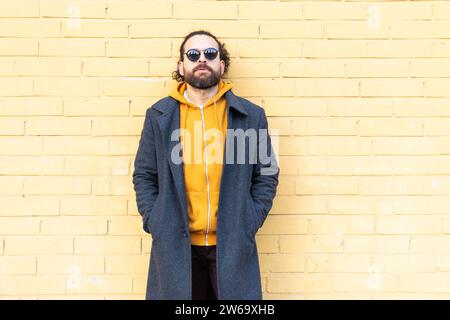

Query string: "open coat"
[[132, 89, 279, 300]]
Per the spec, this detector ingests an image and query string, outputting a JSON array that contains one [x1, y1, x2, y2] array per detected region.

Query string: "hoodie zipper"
[[199, 106, 211, 246]]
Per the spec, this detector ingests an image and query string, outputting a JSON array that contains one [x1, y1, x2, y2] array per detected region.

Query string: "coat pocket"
[[143, 196, 161, 238], [248, 195, 259, 236]]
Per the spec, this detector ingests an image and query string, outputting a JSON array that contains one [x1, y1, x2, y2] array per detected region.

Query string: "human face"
[[178, 35, 225, 89]]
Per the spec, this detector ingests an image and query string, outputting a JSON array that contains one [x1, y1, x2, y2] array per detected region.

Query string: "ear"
[[220, 60, 225, 76], [178, 60, 184, 76]]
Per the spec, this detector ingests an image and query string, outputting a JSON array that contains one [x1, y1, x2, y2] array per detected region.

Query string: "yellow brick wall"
[[1, 0, 450, 299]]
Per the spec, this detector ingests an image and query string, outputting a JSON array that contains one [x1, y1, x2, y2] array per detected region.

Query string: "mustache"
[[194, 65, 212, 72]]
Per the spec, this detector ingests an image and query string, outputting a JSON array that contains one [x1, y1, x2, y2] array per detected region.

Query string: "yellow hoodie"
[[169, 79, 233, 246]]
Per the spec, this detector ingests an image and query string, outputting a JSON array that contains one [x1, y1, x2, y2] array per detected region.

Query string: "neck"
[[185, 82, 219, 106]]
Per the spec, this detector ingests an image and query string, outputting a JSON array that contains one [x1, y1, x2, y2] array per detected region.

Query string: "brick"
[[393, 196, 450, 214], [296, 79, 359, 97], [425, 79, 450, 97], [308, 137, 372, 155], [0, 118, 24, 135], [411, 59, 450, 77], [0, 256, 36, 275], [64, 98, 129, 116], [228, 61, 279, 78], [260, 253, 306, 273], [262, 98, 327, 117], [84, 60, 148, 77], [367, 40, 431, 58], [34, 78, 99, 97], [108, 216, 145, 235], [293, 118, 357, 135], [0, 21, 60, 37], [0, 176, 23, 195], [260, 22, 322, 39], [306, 254, 371, 273], [310, 216, 375, 235], [329, 195, 393, 215], [67, 274, 133, 294], [345, 59, 409, 78], [344, 235, 410, 253], [130, 21, 195, 38], [105, 255, 149, 274], [328, 156, 392, 175], [372, 254, 435, 273], [174, 2, 237, 19], [15, 60, 81, 77], [272, 195, 327, 215], [74, 236, 141, 254], [109, 137, 139, 156], [5, 236, 73, 255], [238, 40, 301, 58], [325, 22, 390, 39], [303, 40, 366, 58], [378, 216, 441, 235], [100, 79, 165, 97], [268, 274, 332, 293], [328, 98, 392, 117], [62, 21, 128, 38], [0, 218, 40, 235], [37, 255, 104, 274], [60, 196, 127, 216], [43, 137, 109, 155], [372, 137, 449, 155], [0, 39, 37, 56], [296, 176, 358, 195], [410, 236, 450, 253], [107, 1, 171, 19], [255, 235, 278, 253], [281, 59, 345, 78], [41, 217, 107, 235], [279, 155, 328, 175], [26, 117, 91, 135], [0, 98, 63, 116], [333, 274, 396, 293], [239, 2, 301, 20], [280, 235, 344, 253], [360, 79, 424, 97], [259, 215, 308, 235], [303, 3, 367, 20], [392, 156, 450, 175], [359, 176, 423, 195], [273, 176, 296, 195], [39, 39, 105, 57], [40, 2, 107, 18], [106, 40, 171, 58], [0, 196, 59, 216], [65, 157, 130, 176], [0, 276, 66, 295], [92, 176, 135, 196], [0, 1, 39, 17], [0, 78, 33, 96]]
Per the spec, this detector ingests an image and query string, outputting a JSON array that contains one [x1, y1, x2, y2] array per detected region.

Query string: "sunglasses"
[[184, 47, 219, 62]]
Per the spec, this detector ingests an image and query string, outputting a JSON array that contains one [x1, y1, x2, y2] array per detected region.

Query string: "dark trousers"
[[191, 245, 218, 300]]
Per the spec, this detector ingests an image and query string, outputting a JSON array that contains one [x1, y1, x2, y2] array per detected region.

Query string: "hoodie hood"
[[169, 79, 233, 109]]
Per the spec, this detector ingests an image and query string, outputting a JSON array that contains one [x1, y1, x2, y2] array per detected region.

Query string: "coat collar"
[[153, 90, 248, 116], [154, 89, 247, 227]]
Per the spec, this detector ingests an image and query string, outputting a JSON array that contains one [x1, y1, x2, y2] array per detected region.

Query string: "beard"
[[183, 66, 221, 89]]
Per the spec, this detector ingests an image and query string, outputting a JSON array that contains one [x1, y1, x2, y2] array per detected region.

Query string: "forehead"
[[184, 34, 218, 51]]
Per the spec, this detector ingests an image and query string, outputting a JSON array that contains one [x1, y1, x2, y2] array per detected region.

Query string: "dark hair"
[[172, 30, 231, 82]]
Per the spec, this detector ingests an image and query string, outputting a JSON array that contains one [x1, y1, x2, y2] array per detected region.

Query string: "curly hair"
[[172, 30, 231, 82]]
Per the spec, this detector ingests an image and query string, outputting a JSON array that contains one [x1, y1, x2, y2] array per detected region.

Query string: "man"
[[132, 30, 279, 300]]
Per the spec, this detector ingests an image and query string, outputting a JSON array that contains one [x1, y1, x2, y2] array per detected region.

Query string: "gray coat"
[[132, 89, 279, 300]]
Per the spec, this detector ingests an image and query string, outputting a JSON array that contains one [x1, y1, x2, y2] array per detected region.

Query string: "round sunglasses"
[[184, 47, 219, 62]]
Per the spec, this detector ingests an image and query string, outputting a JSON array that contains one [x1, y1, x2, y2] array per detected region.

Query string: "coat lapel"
[[154, 89, 248, 227]]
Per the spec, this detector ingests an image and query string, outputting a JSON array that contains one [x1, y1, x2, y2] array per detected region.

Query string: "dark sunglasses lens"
[[186, 50, 200, 61], [204, 48, 218, 60]]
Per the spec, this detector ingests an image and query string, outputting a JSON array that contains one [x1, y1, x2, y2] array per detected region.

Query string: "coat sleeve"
[[132, 107, 159, 233], [250, 108, 280, 230]]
